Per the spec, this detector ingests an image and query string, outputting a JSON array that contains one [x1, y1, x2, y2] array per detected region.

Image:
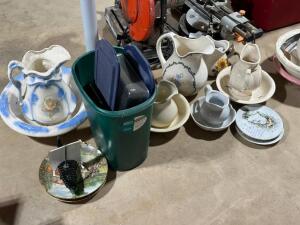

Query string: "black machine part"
[[184, 0, 263, 42]]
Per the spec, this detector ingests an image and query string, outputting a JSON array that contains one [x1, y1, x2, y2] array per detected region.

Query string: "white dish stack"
[[235, 105, 284, 145]]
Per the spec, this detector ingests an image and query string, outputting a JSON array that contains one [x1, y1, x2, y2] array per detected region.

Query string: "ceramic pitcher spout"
[[240, 43, 261, 67], [204, 36, 230, 76], [20, 45, 71, 77], [155, 80, 178, 104], [174, 35, 215, 58], [200, 84, 230, 126], [204, 84, 229, 111]]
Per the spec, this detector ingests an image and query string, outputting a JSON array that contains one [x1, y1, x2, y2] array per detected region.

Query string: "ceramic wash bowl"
[[276, 29, 300, 79], [216, 67, 276, 105], [273, 56, 300, 86], [0, 67, 87, 137]]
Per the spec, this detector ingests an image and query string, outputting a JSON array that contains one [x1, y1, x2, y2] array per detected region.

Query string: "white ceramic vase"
[[156, 32, 215, 96], [7, 45, 77, 125], [228, 43, 262, 100]]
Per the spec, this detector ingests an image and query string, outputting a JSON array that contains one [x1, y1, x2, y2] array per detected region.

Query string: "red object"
[[121, 0, 138, 23], [231, 0, 300, 31], [123, 0, 155, 42]]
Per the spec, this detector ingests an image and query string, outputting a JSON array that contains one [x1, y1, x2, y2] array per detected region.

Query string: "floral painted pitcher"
[[156, 32, 215, 96], [8, 45, 77, 125]]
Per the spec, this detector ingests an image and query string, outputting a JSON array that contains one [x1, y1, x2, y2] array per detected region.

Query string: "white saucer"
[[190, 96, 236, 132], [151, 94, 190, 133], [216, 67, 276, 105], [0, 67, 87, 137], [236, 125, 284, 146]]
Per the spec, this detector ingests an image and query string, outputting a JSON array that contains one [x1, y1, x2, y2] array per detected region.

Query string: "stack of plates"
[[235, 105, 284, 145]]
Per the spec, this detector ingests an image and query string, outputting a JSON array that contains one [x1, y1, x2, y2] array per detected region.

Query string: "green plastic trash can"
[[72, 49, 156, 171]]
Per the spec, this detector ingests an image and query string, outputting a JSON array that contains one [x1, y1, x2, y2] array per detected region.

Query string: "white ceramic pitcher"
[[151, 80, 178, 128], [156, 32, 215, 96], [8, 45, 77, 125], [204, 36, 230, 76], [229, 43, 262, 100], [199, 84, 230, 126]]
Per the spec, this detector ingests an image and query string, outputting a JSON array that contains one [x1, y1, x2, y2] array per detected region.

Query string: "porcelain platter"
[[0, 67, 87, 137]]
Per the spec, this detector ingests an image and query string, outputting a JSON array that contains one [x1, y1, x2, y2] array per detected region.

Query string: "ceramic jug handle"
[[8, 60, 23, 101], [204, 84, 213, 96], [156, 32, 175, 66]]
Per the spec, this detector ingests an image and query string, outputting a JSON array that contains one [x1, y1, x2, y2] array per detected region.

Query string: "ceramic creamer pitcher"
[[229, 43, 262, 100], [8, 45, 77, 125], [204, 36, 230, 76], [156, 32, 215, 96], [151, 80, 178, 128], [199, 84, 230, 126]]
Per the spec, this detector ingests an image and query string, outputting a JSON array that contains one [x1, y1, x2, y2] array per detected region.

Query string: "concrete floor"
[[1, 0, 300, 224]]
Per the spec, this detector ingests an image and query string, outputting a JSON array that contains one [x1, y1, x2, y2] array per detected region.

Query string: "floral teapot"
[[156, 32, 215, 96], [8, 45, 77, 125]]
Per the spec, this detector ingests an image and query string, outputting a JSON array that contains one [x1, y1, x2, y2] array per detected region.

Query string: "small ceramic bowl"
[[216, 67, 276, 105]]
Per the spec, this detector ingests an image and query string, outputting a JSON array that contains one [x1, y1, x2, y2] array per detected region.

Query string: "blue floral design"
[[14, 121, 49, 133], [174, 73, 183, 88], [57, 87, 65, 99], [21, 103, 28, 114], [7, 73, 24, 88], [61, 66, 71, 75], [71, 93, 77, 104], [0, 93, 10, 117], [31, 93, 39, 106]]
